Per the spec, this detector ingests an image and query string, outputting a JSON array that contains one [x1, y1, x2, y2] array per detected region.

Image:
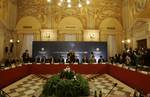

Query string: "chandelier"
[[47, 0, 91, 8]]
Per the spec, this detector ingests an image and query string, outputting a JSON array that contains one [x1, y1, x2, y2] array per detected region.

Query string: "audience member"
[[22, 50, 29, 63], [139, 90, 145, 97], [112, 48, 150, 67], [146, 93, 150, 97], [133, 89, 139, 97]]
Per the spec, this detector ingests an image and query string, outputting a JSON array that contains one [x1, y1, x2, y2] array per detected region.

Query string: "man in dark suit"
[[75, 56, 79, 64], [67, 50, 75, 63], [59, 56, 64, 64], [22, 50, 29, 63], [98, 56, 105, 63], [66, 56, 70, 63], [82, 55, 88, 63]]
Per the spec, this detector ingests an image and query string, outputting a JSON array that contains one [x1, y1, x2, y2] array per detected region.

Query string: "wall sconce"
[[126, 39, 131, 43], [122, 39, 131, 44], [9, 39, 20, 44], [121, 40, 125, 43], [9, 39, 14, 43], [122, 39, 131, 50], [16, 39, 20, 44], [9, 39, 20, 53]]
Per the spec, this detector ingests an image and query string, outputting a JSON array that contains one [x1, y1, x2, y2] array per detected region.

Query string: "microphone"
[[105, 83, 118, 97], [114, 83, 117, 87]]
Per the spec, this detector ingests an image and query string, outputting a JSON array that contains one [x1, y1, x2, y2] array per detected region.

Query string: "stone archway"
[[100, 18, 123, 57], [16, 16, 41, 32], [58, 16, 83, 41], [16, 16, 41, 57]]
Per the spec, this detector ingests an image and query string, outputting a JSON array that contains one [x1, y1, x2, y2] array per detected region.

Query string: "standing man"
[[22, 50, 29, 63]]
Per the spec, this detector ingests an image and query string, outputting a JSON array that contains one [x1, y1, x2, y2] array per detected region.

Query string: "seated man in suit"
[[41, 56, 46, 63], [66, 56, 70, 64], [89, 55, 96, 64], [36, 57, 41, 63], [45, 58, 50, 63], [49, 56, 54, 64], [98, 56, 105, 63], [22, 50, 29, 63], [68, 50, 75, 64], [82, 55, 88, 63], [29, 57, 35, 63], [75, 56, 79, 64], [59, 56, 64, 64]]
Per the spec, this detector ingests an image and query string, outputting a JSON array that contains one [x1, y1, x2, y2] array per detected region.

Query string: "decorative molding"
[[17, 0, 122, 29]]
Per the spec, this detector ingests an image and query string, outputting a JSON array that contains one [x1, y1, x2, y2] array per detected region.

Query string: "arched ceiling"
[[129, 0, 150, 19], [17, 0, 123, 29]]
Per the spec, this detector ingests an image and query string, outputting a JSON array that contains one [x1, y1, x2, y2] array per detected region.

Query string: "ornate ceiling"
[[17, 0, 123, 29], [130, 0, 150, 19]]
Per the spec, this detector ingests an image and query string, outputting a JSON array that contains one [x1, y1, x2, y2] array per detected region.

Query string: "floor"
[[2, 74, 135, 97]]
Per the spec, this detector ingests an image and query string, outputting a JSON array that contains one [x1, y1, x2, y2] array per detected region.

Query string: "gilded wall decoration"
[[10, 0, 17, 5], [134, 0, 147, 13], [17, 0, 122, 29], [131, 0, 150, 18], [0, 0, 9, 23], [17, 0, 48, 26]]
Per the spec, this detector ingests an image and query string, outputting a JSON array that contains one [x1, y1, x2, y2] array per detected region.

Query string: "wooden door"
[[137, 39, 147, 49]]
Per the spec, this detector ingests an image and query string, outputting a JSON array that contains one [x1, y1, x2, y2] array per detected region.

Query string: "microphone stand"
[[105, 83, 117, 97]]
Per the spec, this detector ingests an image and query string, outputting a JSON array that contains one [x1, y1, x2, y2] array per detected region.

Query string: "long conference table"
[[0, 64, 150, 94]]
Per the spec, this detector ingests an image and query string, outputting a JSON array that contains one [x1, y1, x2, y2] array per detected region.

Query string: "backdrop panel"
[[32, 41, 107, 63]]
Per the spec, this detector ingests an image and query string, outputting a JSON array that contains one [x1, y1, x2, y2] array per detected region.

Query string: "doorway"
[[137, 39, 147, 49]]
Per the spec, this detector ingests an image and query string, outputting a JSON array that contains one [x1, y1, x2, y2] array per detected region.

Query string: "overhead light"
[[127, 39, 131, 43], [78, 3, 82, 8], [122, 39, 131, 43], [48, 0, 91, 8], [47, 0, 51, 3], [86, 0, 90, 5], [68, 3, 71, 8], [67, 0, 71, 3], [58, 2, 62, 6]]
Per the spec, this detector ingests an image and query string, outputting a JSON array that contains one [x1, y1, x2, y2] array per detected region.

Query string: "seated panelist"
[[66, 56, 70, 64], [82, 56, 88, 63], [36, 57, 41, 63], [89, 55, 96, 64], [75, 56, 79, 64], [98, 56, 105, 63], [49, 56, 54, 64], [59, 56, 64, 64], [41, 56, 46, 63]]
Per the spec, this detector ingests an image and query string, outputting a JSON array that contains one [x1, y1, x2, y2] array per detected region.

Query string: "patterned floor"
[[85, 74, 134, 97], [2, 74, 135, 97]]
